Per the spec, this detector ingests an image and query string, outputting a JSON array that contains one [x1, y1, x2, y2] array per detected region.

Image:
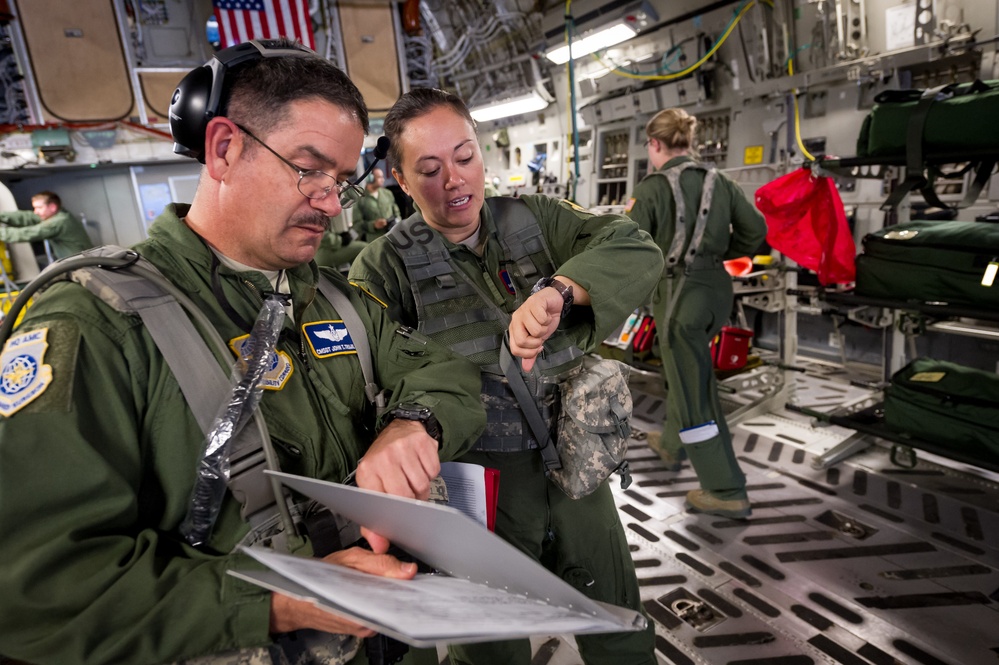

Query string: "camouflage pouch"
[[548, 357, 633, 500]]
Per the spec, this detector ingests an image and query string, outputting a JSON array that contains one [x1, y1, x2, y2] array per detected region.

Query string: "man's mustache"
[[294, 212, 332, 232]]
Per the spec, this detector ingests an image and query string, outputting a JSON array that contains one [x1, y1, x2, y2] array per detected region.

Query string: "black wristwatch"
[[532, 276, 573, 318], [384, 403, 442, 445]]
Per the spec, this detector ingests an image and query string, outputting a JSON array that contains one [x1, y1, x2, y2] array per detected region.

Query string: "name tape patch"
[[0, 328, 54, 417], [303, 321, 357, 358]]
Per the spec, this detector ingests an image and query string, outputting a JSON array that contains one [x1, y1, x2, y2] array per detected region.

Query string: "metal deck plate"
[[610, 368, 999, 665]]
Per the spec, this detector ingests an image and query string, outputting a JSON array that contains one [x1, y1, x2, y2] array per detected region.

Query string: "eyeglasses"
[[234, 123, 366, 209], [643, 139, 650, 147]]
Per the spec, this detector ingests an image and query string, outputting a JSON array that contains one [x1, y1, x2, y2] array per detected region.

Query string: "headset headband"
[[169, 40, 315, 163]]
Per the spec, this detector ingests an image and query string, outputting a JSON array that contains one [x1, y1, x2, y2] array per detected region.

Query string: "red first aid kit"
[[711, 327, 753, 371], [632, 315, 656, 353]]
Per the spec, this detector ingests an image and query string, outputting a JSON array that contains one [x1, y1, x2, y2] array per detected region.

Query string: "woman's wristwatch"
[[532, 276, 573, 318]]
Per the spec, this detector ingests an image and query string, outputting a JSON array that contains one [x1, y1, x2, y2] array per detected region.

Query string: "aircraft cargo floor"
[[512, 360, 999, 665]]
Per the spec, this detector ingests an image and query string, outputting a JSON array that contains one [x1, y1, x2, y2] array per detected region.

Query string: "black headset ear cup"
[[169, 40, 317, 163], [169, 64, 215, 162]]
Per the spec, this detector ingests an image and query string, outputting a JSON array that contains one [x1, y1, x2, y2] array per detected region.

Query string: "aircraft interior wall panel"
[[337, 3, 403, 114], [15, 0, 134, 122]]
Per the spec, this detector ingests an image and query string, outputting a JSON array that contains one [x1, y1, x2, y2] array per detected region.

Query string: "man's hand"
[[269, 547, 417, 635], [373, 218, 388, 230], [354, 418, 440, 552], [355, 418, 440, 500]]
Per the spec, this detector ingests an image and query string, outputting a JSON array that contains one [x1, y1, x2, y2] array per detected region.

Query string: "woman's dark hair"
[[383, 88, 475, 171]]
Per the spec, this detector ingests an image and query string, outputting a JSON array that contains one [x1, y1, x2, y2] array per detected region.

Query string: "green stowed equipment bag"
[[883, 358, 999, 471], [854, 220, 999, 308], [856, 80, 999, 210], [857, 80, 999, 159]]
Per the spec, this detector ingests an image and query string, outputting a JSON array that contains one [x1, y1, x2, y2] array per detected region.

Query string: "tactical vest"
[[386, 198, 583, 452], [648, 161, 721, 321]]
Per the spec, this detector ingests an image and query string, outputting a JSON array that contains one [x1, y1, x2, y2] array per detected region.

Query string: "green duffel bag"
[[856, 80, 999, 159], [883, 358, 999, 469], [854, 220, 999, 307]]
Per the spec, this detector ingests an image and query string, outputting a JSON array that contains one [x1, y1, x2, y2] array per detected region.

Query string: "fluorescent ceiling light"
[[470, 91, 550, 122], [546, 21, 637, 65]]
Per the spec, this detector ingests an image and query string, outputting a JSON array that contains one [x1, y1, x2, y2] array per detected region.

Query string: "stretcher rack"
[[790, 401, 999, 474], [807, 146, 999, 221]]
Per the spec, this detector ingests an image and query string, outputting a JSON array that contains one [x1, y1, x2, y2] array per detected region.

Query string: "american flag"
[[213, 0, 316, 51]]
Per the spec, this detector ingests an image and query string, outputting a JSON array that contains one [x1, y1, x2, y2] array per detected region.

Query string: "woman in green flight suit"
[[626, 108, 767, 519]]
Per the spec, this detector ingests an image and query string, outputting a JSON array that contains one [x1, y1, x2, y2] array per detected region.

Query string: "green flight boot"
[[644, 431, 683, 471], [685, 489, 752, 519]]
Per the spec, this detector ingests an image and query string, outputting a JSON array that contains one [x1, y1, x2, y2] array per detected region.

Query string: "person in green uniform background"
[[350, 87, 662, 665], [314, 210, 368, 271], [0, 190, 94, 260], [354, 167, 401, 240], [626, 107, 767, 519], [0, 40, 485, 665]]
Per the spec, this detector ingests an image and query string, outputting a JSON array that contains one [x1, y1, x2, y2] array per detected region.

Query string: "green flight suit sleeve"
[[354, 195, 381, 238], [347, 280, 485, 460], [523, 195, 665, 349], [0, 209, 43, 227], [0, 209, 58, 243], [388, 193, 401, 220], [0, 284, 273, 665], [720, 174, 768, 259]]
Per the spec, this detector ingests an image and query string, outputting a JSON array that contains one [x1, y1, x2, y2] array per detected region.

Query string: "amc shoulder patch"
[[303, 321, 357, 358], [228, 335, 294, 390], [0, 328, 54, 417]]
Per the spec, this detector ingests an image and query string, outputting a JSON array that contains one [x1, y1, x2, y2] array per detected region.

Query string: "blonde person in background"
[[625, 107, 767, 519]]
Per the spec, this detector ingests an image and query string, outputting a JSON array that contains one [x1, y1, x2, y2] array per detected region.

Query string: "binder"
[[230, 471, 645, 647]]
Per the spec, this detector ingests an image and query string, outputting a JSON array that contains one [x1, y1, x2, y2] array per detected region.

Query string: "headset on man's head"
[[169, 40, 317, 163]]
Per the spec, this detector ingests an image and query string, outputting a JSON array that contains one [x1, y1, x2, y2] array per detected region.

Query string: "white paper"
[[886, 3, 916, 52], [229, 472, 646, 645], [240, 547, 618, 643], [439, 461, 488, 527]]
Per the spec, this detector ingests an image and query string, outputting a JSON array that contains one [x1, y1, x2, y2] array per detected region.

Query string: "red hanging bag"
[[755, 167, 856, 285]]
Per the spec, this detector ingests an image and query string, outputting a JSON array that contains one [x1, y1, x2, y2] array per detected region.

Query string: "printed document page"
[[229, 472, 646, 645], [238, 547, 619, 644], [439, 461, 488, 527]]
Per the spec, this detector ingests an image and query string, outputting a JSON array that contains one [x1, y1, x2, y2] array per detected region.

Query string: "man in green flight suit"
[[350, 88, 663, 665], [354, 167, 401, 240], [0, 190, 94, 259], [0, 40, 485, 665]]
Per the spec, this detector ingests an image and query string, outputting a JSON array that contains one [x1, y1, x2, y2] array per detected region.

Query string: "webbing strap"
[[316, 276, 381, 407], [420, 307, 499, 335], [654, 164, 720, 323], [882, 84, 953, 211], [70, 248, 276, 520], [499, 337, 562, 471]]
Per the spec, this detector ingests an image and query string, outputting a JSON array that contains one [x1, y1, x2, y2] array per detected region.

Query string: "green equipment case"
[[854, 220, 999, 308], [883, 358, 999, 470], [856, 80, 999, 159]]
